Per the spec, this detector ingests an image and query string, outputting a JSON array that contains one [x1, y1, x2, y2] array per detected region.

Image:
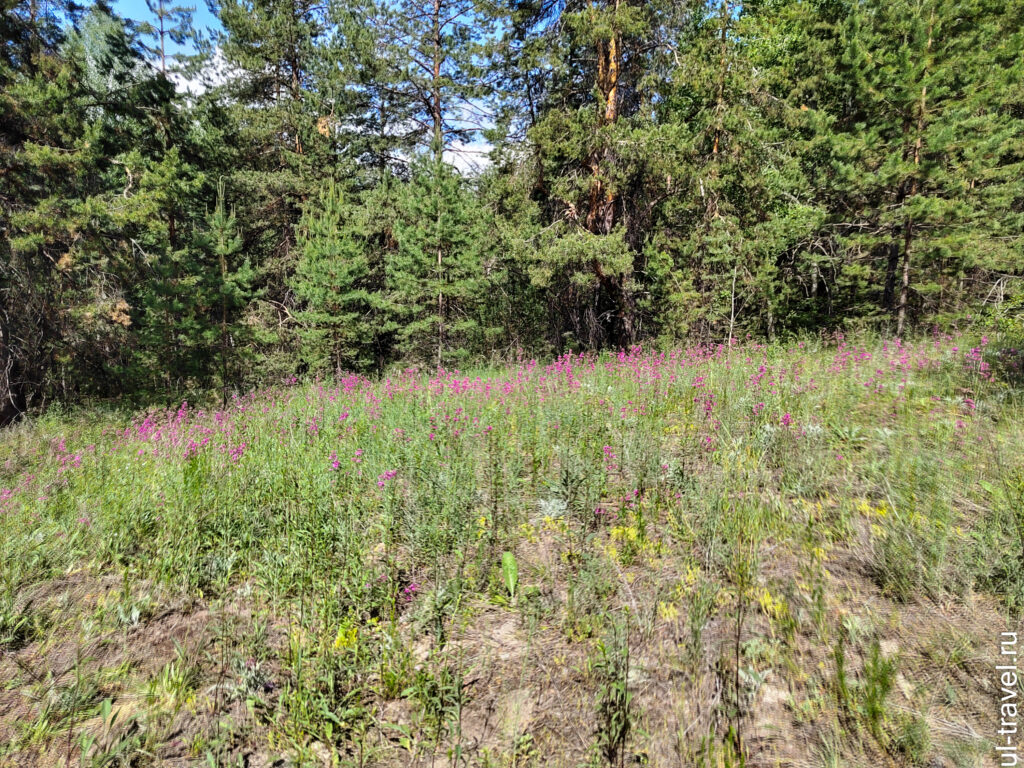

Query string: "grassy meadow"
[[1, 334, 1023, 767]]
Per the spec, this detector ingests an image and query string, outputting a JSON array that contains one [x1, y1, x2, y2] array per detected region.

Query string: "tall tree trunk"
[[882, 241, 899, 309], [432, 0, 444, 366], [896, 10, 933, 337], [710, 0, 728, 166], [0, 307, 27, 428], [584, 0, 635, 347], [290, 0, 304, 155], [696, 0, 729, 332], [158, 7, 166, 74], [431, 0, 444, 164], [585, 0, 620, 235], [896, 214, 914, 336]]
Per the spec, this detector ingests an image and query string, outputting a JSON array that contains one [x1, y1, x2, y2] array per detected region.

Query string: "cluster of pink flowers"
[[184, 436, 211, 460], [602, 445, 618, 472], [401, 582, 419, 601], [0, 332, 999, 523]]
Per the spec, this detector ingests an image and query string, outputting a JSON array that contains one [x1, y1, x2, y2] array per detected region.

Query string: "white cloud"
[[169, 47, 232, 96], [445, 139, 492, 175]]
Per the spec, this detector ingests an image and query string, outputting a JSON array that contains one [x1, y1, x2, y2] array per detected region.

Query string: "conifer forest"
[[2, 0, 1021, 411]]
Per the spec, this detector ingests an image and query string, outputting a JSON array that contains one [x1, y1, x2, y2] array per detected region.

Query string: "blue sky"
[[109, 0, 491, 170], [113, 0, 222, 56]]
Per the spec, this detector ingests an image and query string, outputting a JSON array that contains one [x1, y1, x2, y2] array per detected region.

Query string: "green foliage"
[[388, 156, 497, 365], [0, 335, 1019, 763], [862, 639, 897, 743], [833, 634, 899, 747], [500, 551, 518, 600], [822, 0, 1024, 333], [891, 712, 931, 766], [292, 181, 387, 373], [1, 0, 1023, 421], [590, 620, 634, 767], [138, 0, 197, 74]]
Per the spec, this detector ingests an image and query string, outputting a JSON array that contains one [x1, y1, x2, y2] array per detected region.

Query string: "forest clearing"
[[3, 0, 1024, 760], [2, 334, 1022, 766]]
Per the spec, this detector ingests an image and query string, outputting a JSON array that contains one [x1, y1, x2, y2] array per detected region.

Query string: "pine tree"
[[139, 0, 196, 75], [642, 0, 825, 341], [1, 3, 189, 412], [389, 153, 493, 366], [324, 0, 419, 180], [826, 0, 1024, 333], [2, 0, 1021, 412], [379, 0, 493, 160], [941, 0, 1024, 316], [214, 0, 340, 377], [200, 181, 255, 400], [218, 0, 328, 158], [1, 0, 83, 423], [492, 0, 684, 348], [292, 181, 389, 373]]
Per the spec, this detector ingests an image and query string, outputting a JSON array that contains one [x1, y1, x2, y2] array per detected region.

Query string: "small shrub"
[[890, 712, 930, 766]]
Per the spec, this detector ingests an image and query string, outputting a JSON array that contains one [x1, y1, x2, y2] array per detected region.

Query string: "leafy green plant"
[[862, 639, 897, 743], [146, 644, 201, 713], [590, 621, 634, 767], [406, 660, 466, 756], [0, 333, 1019, 762], [0, 596, 42, 651], [78, 698, 144, 767], [501, 551, 519, 602], [686, 579, 718, 670]]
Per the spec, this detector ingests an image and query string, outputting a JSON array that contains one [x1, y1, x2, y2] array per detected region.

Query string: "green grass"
[[0, 333, 1021, 766]]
